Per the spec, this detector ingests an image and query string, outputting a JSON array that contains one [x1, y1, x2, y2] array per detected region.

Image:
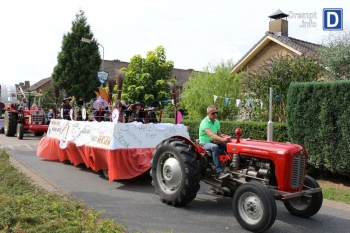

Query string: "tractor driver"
[[20, 97, 29, 110], [199, 105, 231, 179]]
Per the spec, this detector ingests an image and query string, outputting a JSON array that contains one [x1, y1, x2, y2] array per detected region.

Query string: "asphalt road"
[[1, 133, 350, 233]]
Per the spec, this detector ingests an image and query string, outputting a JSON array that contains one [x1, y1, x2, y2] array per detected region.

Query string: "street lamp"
[[81, 38, 104, 71], [267, 86, 273, 141]]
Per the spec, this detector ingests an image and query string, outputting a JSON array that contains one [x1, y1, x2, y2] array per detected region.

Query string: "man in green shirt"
[[199, 105, 231, 179]]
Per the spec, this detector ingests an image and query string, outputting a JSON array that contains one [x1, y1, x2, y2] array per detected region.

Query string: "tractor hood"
[[226, 139, 306, 160]]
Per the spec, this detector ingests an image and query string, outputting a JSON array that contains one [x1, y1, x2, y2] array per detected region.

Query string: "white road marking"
[[0, 143, 38, 151]]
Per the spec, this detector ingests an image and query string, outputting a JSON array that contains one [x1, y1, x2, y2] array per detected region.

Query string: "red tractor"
[[150, 128, 323, 233], [0, 83, 48, 139], [3, 106, 48, 139]]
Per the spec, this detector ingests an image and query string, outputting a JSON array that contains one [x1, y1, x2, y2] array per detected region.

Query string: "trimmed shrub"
[[287, 81, 350, 176]]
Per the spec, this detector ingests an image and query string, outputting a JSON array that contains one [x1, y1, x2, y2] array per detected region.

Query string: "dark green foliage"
[[241, 53, 324, 122], [287, 81, 350, 176], [162, 119, 289, 142], [52, 10, 101, 100], [121, 46, 174, 106], [162, 102, 175, 118], [0, 150, 125, 232]]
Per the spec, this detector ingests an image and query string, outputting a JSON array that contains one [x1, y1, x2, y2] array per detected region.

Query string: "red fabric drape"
[[37, 136, 154, 181]]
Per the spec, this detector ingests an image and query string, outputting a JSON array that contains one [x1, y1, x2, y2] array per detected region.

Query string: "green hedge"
[[162, 118, 289, 142], [287, 81, 350, 176]]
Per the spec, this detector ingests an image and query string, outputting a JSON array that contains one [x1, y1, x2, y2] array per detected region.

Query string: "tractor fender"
[[168, 135, 204, 160]]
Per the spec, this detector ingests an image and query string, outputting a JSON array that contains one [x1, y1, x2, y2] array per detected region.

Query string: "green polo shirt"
[[199, 116, 220, 143]]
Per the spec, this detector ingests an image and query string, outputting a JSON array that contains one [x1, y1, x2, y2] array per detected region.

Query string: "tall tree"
[[180, 60, 241, 120], [121, 46, 174, 106], [318, 29, 350, 80], [52, 9, 101, 100]]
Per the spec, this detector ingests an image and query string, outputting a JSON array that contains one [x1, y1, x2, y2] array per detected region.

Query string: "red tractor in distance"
[[4, 106, 48, 139], [150, 128, 323, 233], [0, 84, 48, 139]]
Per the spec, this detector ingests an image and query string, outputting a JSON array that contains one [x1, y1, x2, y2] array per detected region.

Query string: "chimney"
[[268, 9, 289, 36]]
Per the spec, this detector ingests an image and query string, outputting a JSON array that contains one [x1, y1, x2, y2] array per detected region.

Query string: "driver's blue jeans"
[[200, 142, 227, 174]]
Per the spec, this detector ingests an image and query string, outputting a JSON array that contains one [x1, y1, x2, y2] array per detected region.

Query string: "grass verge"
[[318, 180, 350, 204], [0, 150, 126, 233]]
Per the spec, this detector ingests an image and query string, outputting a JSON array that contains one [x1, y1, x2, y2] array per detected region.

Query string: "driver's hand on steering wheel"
[[224, 137, 231, 142], [214, 137, 231, 144]]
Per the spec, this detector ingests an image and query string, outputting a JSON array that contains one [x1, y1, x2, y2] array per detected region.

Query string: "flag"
[[213, 95, 218, 103], [248, 98, 252, 106], [176, 111, 183, 124], [236, 99, 241, 107], [225, 98, 229, 106]]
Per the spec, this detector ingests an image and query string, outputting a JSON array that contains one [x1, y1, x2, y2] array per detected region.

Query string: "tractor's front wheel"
[[150, 138, 201, 206], [4, 111, 17, 137], [17, 123, 24, 139], [233, 182, 277, 233], [284, 175, 323, 218]]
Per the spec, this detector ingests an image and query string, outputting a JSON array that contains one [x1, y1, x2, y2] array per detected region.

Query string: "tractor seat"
[[205, 148, 227, 157], [196, 139, 227, 156]]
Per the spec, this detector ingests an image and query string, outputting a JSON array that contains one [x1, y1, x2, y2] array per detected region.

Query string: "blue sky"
[[0, 0, 349, 86]]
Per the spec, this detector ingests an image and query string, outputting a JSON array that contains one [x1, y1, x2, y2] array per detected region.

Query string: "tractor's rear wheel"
[[17, 123, 24, 139], [284, 175, 323, 218], [233, 182, 277, 233], [4, 111, 17, 137], [150, 138, 201, 206]]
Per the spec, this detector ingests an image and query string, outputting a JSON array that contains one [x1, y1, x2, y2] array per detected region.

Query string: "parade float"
[[36, 73, 188, 181], [37, 119, 189, 181]]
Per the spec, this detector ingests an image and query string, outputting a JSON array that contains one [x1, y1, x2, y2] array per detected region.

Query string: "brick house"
[[231, 9, 320, 74], [28, 77, 51, 93], [30, 60, 195, 101]]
